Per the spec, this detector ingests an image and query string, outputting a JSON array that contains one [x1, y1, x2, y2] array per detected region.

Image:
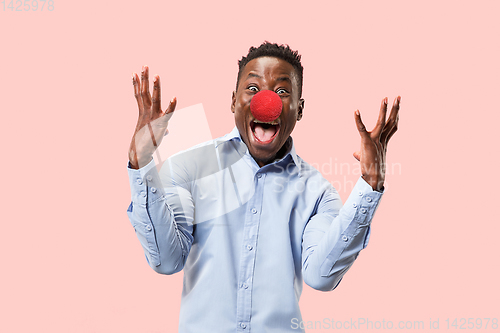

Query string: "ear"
[[231, 91, 236, 113], [297, 98, 305, 121]]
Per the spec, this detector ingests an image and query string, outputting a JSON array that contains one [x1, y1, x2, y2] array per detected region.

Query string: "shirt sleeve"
[[126, 157, 194, 275], [301, 176, 383, 291]]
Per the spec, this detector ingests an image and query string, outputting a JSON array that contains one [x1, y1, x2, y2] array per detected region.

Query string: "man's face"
[[231, 56, 304, 167]]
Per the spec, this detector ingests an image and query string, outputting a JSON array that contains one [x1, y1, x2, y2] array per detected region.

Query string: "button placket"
[[235, 171, 265, 330]]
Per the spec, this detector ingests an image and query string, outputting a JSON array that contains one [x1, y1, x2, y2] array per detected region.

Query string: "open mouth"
[[250, 120, 280, 144]]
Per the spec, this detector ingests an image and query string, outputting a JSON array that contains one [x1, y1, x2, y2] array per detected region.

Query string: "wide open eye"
[[276, 88, 289, 95], [248, 86, 259, 92]]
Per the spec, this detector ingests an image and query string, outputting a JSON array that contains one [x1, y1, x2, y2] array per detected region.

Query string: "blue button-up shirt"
[[127, 127, 383, 332]]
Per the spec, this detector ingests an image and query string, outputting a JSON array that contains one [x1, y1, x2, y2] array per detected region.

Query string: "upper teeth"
[[253, 120, 278, 125]]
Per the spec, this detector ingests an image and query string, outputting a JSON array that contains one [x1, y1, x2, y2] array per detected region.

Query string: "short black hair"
[[236, 41, 304, 97]]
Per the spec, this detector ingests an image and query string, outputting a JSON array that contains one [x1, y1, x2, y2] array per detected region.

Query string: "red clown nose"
[[250, 90, 282, 123]]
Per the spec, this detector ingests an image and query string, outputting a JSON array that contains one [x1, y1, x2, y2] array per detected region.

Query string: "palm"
[[353, 97, 400, 191], [128, 66, 177, 169]]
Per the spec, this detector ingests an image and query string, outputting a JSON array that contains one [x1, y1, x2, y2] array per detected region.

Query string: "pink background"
[[1, 0, 499, 332]]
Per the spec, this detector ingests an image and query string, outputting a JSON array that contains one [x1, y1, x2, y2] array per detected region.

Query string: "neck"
[[255, 136, 292, 167]]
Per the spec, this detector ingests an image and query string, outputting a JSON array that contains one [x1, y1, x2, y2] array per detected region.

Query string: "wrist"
[[128, 150, 153, 170], [362, 174, 384, 192]]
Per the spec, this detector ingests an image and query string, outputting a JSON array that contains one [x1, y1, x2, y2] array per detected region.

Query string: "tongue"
[[254, 124, 276, 142]]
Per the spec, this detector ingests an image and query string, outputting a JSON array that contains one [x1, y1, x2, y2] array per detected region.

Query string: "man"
[[127, 42, 400, 332]]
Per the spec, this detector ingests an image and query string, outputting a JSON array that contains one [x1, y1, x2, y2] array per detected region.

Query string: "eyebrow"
[[246, 73, 262, 79], [246, 73, 292, 84], [276, 76, 292, 84]]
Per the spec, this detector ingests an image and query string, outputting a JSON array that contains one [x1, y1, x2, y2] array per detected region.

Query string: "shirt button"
[[256, 173, 262, 179], [358, 191, 363, 196], [136, 179, 143, 185], [141, 191, 147, 197], [146, 175, 153, 181], [361, 208, 367, 214], [242, 283, 248, 289], [240, 323, 247, 329], [247, 245, 253, 251], [342, 235, 348, 242], [151, 187, 157, 193], [366, 197, 372, 203], [251, 208, 257, 214], [352, 203, 357, 208], [146, 225, 152, 231]]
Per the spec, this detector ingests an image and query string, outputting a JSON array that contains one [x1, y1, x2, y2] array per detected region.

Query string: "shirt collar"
[[215, 126, 302, 176], [214, 126, 243, 147]]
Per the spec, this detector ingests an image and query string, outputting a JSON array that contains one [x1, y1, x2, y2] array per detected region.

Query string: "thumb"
[[163, 96, 177, 117], [159, 97, 176, 126], [353, 151, 361, 161]]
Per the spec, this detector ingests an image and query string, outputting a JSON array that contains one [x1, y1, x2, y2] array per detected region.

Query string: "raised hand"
[[128, 66, 177, 169], [353, 96, 400, 191]]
